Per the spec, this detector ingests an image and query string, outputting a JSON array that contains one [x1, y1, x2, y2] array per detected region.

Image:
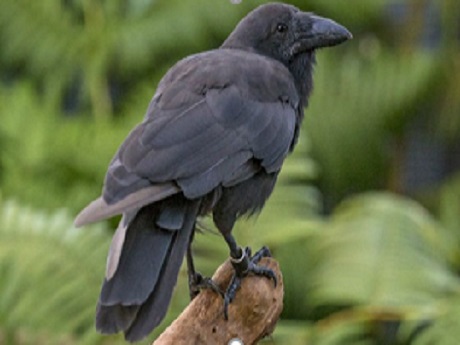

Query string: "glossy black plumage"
[[75, 3, 351, 342]]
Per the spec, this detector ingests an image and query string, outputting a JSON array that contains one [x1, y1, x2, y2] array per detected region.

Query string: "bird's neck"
[[286, 51, 315, 152], [288, 51, 315, 111]]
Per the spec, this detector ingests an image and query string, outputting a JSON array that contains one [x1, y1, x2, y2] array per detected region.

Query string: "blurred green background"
[[1, 0, 459, 344]]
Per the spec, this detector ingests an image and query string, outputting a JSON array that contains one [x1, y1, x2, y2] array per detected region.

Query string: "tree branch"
[[153, 257, 284, 345]]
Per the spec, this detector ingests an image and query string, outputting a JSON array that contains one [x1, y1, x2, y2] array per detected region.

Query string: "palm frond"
[[0, 197, 124, 344]]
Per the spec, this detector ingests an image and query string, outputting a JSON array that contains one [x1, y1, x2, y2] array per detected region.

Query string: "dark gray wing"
[[107, 85, 296, 200], [76, 59, 297, 226]]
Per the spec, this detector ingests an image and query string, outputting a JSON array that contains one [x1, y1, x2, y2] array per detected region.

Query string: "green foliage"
[[305, 49, 438, 206], [0, 82, 140, 213], [0, 197, 124, 344], [413, 295, 460, 345], [275, 193, 460, 344], [0, 0, 259, 118], [308, 193, 457, 309], [434, 173, 460, 268]]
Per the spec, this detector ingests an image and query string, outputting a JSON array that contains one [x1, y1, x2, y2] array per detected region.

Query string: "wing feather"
[[77, 52, 299, 223], [103, 86, 296, 205]]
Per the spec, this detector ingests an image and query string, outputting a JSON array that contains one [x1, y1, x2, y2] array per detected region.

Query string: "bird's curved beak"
[[310, 14, 352, 48], [294, 13, 352, 53]]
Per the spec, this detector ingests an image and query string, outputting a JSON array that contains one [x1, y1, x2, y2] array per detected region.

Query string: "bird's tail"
[[95, 194, 200, 342]]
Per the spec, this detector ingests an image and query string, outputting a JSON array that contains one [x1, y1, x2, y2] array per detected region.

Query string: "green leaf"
[[307, 193, 459, 312], [413, 294, 460, 345], [305, 51, 437, 205], [0, 197, 125, 344]]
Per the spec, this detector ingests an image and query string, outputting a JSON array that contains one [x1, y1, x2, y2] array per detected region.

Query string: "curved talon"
[[251, 246, 272, 264], [223, 275, 241, 320], [223, 245, 277, 319], [189, 272, 224, 300], [249, 263, 277, 287], [245, 246, 252, 258]]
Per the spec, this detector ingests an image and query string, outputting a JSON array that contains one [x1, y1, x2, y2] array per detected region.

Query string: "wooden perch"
[[153, 257, 284, 345]]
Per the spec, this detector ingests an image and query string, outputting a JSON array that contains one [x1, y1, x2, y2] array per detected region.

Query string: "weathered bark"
[[153, 257, 284, 345]]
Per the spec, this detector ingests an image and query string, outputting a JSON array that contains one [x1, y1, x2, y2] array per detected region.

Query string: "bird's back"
[[101, 48, 301, 209], [153, 49, 299, 109]]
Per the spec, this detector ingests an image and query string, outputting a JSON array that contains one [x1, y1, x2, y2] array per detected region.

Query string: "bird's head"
[[223, 3, 351, 106], [222, 3, 352, 65]]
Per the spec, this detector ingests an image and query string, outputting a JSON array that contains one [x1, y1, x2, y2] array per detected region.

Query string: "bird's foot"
[[223, 246, 277, 319], [188, 271, 224, 300]]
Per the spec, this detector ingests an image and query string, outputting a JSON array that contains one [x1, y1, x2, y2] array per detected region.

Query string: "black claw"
[[249, 264, 277, 287], [223, 275, 241, 320], [223, 245, 277, 319], [189, 272, 223, 300], [251, 246, 272, 264]]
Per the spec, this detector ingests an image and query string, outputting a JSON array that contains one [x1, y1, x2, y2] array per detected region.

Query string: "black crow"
[[75, 2, 351, 342]]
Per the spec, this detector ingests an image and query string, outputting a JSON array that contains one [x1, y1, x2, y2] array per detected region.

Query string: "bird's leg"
[[186, 241, 223, 300], [223, 233, 277, 320]]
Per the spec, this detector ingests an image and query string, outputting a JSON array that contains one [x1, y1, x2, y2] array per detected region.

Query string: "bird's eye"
[[276, 23, 288, 33]]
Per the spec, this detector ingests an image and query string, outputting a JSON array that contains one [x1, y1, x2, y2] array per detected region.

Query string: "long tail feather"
[[125, 199, 199, 341], [95, 195, 200, 342]]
